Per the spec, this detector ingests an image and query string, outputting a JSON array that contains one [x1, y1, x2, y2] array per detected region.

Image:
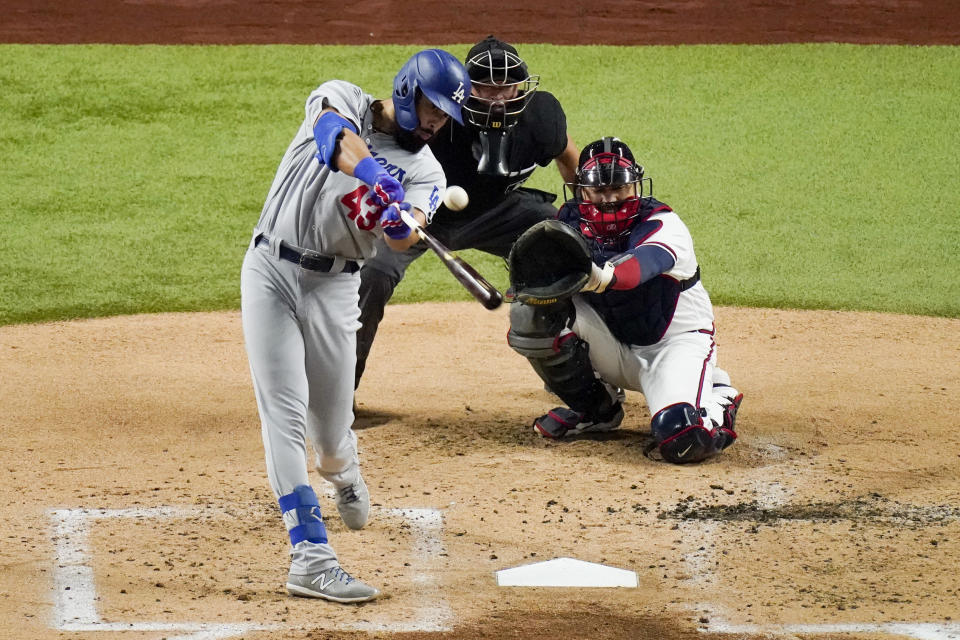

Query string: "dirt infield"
[[2, 2, 959, 639], [0, 303, 960, 639], [3, 305, 959, 639]]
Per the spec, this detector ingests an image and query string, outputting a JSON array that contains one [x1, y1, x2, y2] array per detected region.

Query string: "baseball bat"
[[398, 208, 503, 310]]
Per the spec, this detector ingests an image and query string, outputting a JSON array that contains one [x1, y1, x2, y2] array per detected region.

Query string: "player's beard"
[[394, 127, 430, 152]]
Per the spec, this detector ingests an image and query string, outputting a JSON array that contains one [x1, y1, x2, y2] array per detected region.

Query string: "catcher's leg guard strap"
[[508, 302, 619, 418]]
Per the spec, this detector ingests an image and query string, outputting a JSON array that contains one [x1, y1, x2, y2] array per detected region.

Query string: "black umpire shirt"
[[428, 91, 568, 218]]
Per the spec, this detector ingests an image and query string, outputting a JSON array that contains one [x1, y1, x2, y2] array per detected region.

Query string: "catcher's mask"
[[566, 137, 651, 245]]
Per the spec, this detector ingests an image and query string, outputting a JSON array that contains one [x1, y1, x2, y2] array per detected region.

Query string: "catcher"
[[507, 137, 743, 463]]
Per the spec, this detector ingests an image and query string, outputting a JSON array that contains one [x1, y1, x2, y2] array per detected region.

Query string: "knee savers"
[[651, 403, 737, 464]]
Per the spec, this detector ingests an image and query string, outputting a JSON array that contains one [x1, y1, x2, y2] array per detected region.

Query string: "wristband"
[[353, 156, 383, 187]]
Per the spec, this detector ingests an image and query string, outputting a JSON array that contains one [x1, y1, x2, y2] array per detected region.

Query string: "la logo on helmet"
[[452, 82, 466, 104]]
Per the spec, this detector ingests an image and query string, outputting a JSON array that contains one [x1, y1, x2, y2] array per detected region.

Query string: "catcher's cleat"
[[533, 402, 624, 439], [287, 565, 379, 603], [334, 473, 370, 531]]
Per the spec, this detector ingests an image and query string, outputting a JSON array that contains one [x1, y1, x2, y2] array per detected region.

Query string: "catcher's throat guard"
[[508, 220, 593, 305]]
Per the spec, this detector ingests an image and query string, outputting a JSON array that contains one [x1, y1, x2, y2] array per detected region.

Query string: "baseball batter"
[[507, 137, 744, 463], [240, 49, 469, 602]]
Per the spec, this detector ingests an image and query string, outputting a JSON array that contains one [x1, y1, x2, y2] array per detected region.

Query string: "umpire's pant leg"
[[355, 267, 397, 389], [355, 237, 428, 388]]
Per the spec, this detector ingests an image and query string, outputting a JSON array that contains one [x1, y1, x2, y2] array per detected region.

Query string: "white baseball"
[[443, 185, 469, 211]]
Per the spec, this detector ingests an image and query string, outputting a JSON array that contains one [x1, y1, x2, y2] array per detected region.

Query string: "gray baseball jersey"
[[254, 79, 446, 260]]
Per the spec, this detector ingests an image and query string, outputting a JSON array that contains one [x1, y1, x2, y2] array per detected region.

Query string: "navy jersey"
[[557, 198, 714, 346], [428, 91, 567, 217]]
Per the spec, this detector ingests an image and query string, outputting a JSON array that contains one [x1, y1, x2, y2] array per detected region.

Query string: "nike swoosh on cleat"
[[677, 444, 693, 458]]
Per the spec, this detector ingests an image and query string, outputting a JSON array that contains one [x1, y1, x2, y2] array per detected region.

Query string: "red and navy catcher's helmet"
[[393, 49, 470, 132], [567, 137, 651, 245]]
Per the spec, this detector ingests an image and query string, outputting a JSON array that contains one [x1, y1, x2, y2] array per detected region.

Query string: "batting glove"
[[380, 203, 413, 240], [353, 156, 405, 207]]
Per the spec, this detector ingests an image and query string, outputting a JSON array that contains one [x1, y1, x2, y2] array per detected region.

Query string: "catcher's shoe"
[[287, 565, 379, 603], [334, 473, 370, 530], [534, 402, 624, 439]]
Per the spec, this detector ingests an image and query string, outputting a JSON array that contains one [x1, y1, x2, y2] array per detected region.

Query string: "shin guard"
[[508, 302, 619, 420]]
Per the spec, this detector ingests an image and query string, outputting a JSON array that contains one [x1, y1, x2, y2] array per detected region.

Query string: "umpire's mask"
[[463, 36, 539, 175]]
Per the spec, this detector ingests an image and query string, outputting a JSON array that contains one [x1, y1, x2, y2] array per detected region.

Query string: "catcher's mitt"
[[508, 219, 593, 305]]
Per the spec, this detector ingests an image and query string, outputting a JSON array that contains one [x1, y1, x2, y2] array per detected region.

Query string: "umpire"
[[355, 35, 579, 388]]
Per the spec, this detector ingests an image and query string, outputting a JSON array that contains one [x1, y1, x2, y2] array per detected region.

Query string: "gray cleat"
[[334, 473, 370, 530], [286, 565, 379, 603]]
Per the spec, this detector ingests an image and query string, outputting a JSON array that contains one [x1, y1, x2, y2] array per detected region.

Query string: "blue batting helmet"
[[393, 49, 470, 131]]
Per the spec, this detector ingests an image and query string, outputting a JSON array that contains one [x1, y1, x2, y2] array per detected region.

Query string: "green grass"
[[1, 44, 958, 325]]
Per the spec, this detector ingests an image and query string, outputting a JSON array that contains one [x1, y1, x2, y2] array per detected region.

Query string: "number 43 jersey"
[[253, 80, 446, 261]]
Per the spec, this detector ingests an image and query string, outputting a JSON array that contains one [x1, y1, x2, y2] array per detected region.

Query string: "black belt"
[[255, 235, 360, 274]]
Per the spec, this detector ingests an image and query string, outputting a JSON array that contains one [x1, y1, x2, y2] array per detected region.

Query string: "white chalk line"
[[49, 504, 451, 638]]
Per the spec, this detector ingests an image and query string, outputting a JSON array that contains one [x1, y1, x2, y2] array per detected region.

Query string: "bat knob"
[[483, 290, 504, 310]]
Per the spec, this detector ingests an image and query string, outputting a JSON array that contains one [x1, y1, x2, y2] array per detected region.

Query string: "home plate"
[[495, 557, 637, 587]]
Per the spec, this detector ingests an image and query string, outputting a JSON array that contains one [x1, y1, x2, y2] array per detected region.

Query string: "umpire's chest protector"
[[584, 276, 684, 346]]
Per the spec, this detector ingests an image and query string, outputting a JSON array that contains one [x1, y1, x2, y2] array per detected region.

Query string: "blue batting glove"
[[354, 157, 405, 206], [380, 203, 413, 240]]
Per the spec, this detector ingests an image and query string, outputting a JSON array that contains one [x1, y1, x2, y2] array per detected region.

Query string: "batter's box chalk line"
[[48, 505, 452, 638]]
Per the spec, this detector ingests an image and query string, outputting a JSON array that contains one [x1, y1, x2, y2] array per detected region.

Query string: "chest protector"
[[584, 267, 700, 346]]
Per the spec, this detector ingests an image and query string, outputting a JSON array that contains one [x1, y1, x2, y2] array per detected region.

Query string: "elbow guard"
[[609, 254, 642, 290], [313, 111, 358, 170]]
